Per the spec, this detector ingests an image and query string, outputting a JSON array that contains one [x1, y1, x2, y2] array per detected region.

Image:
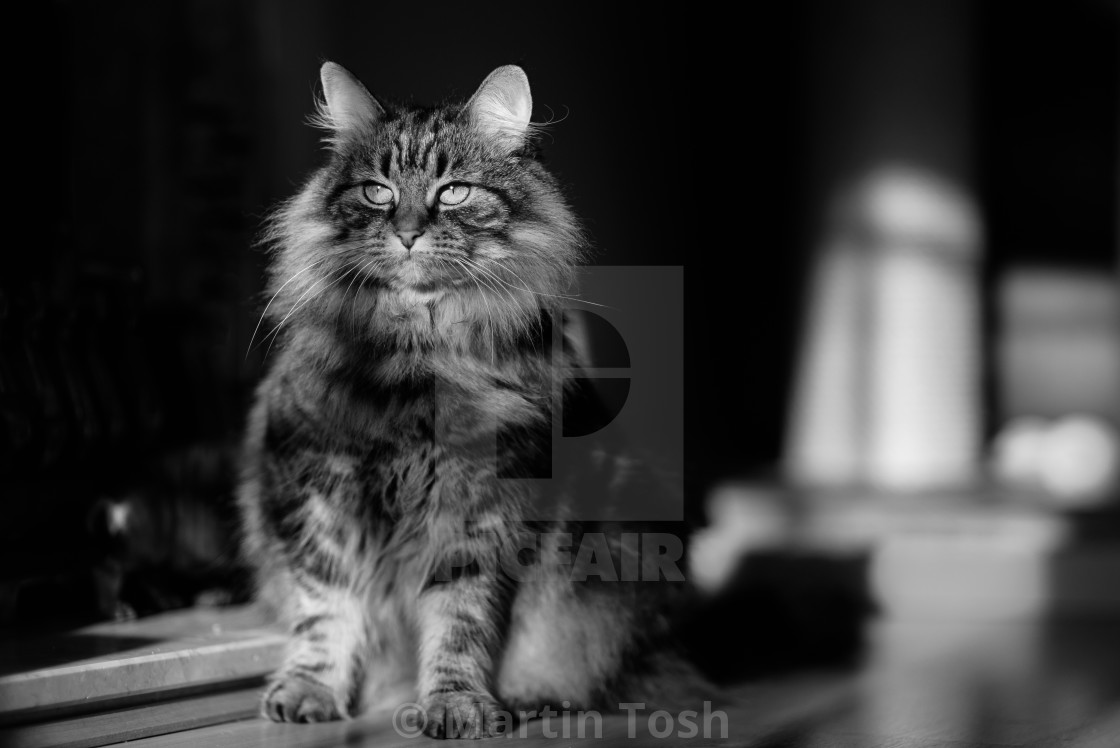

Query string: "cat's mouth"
[[369, 251, 471, 296], [395, 253, 447, 289]]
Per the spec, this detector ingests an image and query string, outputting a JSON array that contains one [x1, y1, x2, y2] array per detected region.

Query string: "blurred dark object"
[[679, 551, 875, 684], [2, 443, 249, 629], [88, 443, 249, 622]]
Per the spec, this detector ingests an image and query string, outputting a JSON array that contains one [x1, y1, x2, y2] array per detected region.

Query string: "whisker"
[[463, 256, 611, 310], [259, 276, 328, 349], [449, 257, 498, 364], [457, 257, 549, 341], [261, 266, 352, 358], [455, 257, 521, 317], [246, 257, 331, 358], [458, 257, 533, 309], [334, 258, 378, 331]]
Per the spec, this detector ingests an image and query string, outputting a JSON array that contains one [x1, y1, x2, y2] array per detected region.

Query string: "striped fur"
[[238, 63, 689, 737]]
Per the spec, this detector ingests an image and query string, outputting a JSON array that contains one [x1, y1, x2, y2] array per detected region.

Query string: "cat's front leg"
[[417, 551, 510, 739], [263, 576, 370, 723]]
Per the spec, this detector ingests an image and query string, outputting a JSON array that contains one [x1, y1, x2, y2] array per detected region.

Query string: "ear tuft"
[[315, 62, 384, 138], [466, 65, 533, 148]]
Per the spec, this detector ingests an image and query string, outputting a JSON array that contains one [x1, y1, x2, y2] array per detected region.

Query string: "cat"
[[237, 62, 694, 739]]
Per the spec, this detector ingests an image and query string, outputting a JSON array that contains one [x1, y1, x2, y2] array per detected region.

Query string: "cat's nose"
[[396, 229, 424, 249]]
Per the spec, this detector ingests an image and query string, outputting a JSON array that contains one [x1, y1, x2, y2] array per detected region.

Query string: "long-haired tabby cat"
[[239, 62, 693, 738]]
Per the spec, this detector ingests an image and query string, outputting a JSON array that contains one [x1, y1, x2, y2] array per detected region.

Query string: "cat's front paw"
[[422, 691, 508, 739], [262, 675, 346, 723]]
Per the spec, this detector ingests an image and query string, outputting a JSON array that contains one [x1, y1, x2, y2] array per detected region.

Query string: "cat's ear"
[[466, 65, 532, 149], [317, 62, 384, 135]]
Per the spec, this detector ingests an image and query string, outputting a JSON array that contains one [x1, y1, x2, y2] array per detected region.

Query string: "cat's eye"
[[362, 182, 394, 206], [438, 183, 471, 206]]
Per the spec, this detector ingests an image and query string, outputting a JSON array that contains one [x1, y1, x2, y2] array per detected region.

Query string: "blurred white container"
[[863, 170, 982, 489], [786, 167, 983, 491]]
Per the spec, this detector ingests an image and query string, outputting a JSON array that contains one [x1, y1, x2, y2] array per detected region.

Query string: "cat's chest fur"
[[258, 320, 552, 522]]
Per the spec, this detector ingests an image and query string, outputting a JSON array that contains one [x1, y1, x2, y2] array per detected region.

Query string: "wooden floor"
[[5, 615, 1118, 747]]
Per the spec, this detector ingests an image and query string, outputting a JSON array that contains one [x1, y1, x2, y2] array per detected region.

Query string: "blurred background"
[[1, 0, 1118, 741]]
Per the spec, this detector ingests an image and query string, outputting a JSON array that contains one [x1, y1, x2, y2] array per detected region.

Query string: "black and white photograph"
[[1, 1, 1118, 746]]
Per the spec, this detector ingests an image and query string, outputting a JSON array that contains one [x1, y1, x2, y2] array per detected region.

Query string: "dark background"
[[4, 0, 1117, 604]]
